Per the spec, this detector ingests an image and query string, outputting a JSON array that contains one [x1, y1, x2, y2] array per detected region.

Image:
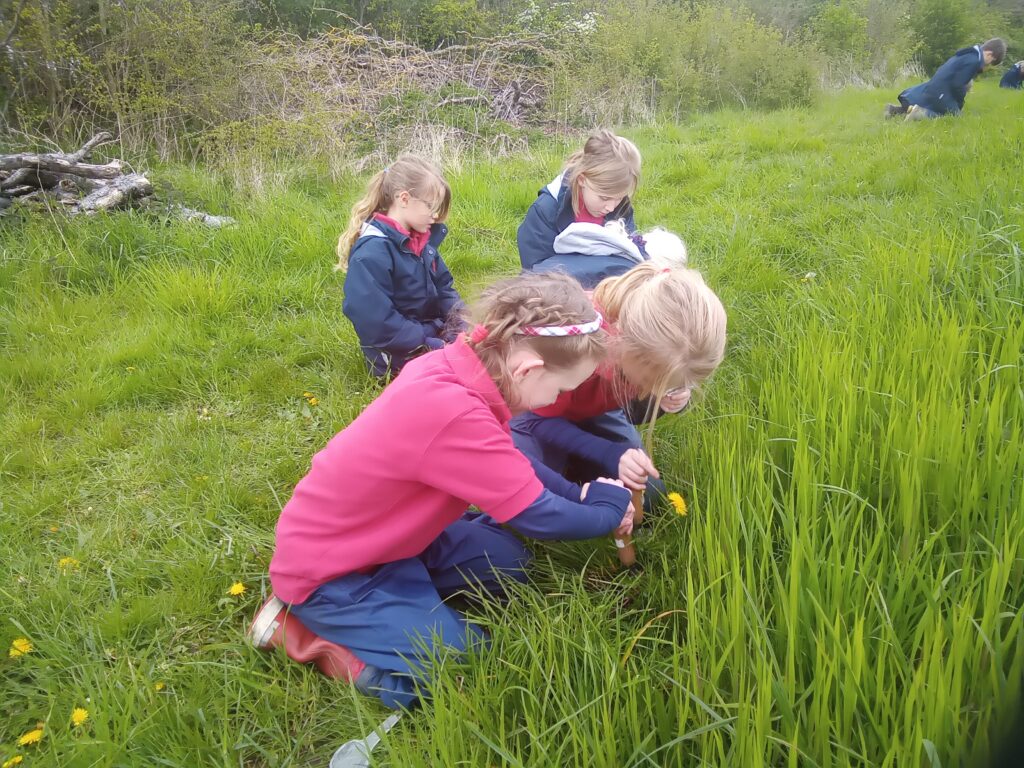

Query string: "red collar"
[[575, 201, 605, 225], [372, 213, 431, 256]]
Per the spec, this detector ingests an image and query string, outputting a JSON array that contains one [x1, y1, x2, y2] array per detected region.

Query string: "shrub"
[[550, 1, 819, 124]]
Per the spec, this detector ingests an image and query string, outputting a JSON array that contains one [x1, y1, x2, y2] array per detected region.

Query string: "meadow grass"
[[1, 82, 1023, 766]]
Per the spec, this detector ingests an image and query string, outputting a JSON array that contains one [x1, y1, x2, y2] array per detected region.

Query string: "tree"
[[910, 0, 969, 71]]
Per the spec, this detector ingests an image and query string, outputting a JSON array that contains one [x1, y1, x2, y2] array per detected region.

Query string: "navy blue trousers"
[[289, 512, 530, 708]]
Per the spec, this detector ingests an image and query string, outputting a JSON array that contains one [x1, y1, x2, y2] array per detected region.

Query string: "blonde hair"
[[466, 272, 606, 405], [593, 262, 727, 446], [564, 129, 642, 217], [335, 154, 451, 270]]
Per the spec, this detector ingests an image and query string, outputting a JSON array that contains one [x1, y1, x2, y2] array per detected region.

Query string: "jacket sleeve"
[[517, 194, 558, 270], [528, 253, 637, 289], [504, 482, 629, 540], [525, 453, 583, 500], [515, 414, 627, 476], [343, 248, 430, 354], [948, 54, 982, 109], [433, 253, 464, 321]]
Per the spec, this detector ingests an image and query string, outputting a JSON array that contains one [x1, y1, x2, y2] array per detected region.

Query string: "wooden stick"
[[614, 488, 643, 568], [633, 486, 645, 526], [0, 153, 122, 179]]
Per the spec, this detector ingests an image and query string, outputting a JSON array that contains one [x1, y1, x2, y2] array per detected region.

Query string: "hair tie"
[[470, 324, 489, 344], [518, 311, 603, 337], [661, 267, 671, 274]]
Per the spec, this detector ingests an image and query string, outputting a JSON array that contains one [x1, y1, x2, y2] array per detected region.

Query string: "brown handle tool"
[[614, 488, 644, 568]]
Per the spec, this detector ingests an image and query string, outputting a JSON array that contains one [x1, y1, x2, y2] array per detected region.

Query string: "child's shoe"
[[904, 104, 929, 121], [884, 103, 905, 119], [249, 595, 366, 682]]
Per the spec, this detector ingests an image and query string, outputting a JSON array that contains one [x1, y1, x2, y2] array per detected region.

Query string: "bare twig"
[[1, 0, 28, 50], [68, 131, 115, 162]]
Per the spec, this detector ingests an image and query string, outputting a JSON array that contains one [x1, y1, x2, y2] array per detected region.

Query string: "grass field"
[[2, 82, 1023, 767]]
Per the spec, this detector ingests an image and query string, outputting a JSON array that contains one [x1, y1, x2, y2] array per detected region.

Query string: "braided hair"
[[466, 272, 606, 405]]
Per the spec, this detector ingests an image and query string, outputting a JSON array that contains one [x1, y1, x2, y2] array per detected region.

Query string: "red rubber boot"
[[249, 595, 366, 682]]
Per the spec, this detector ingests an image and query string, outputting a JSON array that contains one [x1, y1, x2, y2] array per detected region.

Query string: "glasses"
[[412, 197, 441, 217]]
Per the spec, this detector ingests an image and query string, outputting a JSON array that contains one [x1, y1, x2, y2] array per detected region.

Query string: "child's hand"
[[618, 449, 659, 491], [660, 387, 692, 413]]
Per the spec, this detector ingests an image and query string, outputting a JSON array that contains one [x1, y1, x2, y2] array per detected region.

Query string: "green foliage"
[[411, 0, 494, 46], [554, 0, 819, 122], [0, 0, 249, 154], [810, 0, 869, 60], [911, 0, 971, 71]]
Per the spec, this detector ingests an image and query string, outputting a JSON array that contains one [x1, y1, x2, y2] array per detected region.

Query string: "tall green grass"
[[1, 83, 1022, 766]]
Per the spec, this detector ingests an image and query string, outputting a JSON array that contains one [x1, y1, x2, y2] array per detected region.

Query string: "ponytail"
[[335, 155, 452, 272]]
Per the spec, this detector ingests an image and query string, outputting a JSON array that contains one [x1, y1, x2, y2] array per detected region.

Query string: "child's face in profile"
[[511, 355, 597, 413], [392, 190, 440, 234], [580, 177, 628, 218], [983, 50, 996, 67]]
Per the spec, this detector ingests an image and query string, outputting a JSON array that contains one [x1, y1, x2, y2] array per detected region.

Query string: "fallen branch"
[[0, 153, 122, 178], [0, 132, 233, 227], [75, 173, 153, 212]]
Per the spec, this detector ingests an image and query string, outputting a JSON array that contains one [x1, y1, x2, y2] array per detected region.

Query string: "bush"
[[910, 0, 971, 71], [550, 1, 820, 124], [0, 0, 250, 156]]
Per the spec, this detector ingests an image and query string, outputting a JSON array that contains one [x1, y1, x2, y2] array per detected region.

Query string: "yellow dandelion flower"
[[70, 707, 89, 727], [154, 681, 166, 692], [668, 492, 687, 517], [58, 556, 80, 573], [307, 397, 319, 407], [302, 391, 313, 398], [2, 756, 25, 767], [227, 582, 246, 596], [9, 638, 32, 658], [17, 728, 43, 746]]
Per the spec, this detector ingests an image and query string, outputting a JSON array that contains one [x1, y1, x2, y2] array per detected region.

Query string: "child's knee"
[[491, 533, 532, 579]]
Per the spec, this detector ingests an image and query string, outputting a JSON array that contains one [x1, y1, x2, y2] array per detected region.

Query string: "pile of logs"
[[0, 132, 235, 227]]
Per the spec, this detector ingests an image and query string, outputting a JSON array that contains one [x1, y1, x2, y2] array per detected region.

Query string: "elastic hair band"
[[469, 324, 489, 343], [518, 312, 603, 337]]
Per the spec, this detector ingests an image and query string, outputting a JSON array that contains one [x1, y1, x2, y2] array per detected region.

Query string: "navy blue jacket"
[[506, 481, 629, 540], [517, 175, 639, 289], [1000, 64, 1023, 89], [899, 46, 985, 115], [343, 219, 463, 377]]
